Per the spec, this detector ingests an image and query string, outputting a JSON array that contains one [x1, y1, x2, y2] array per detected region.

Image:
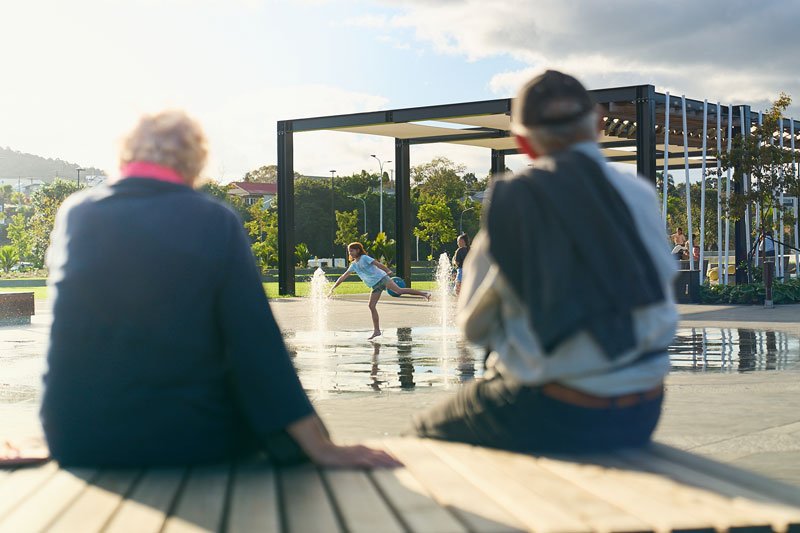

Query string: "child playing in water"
[[329, 242, 430, 339]]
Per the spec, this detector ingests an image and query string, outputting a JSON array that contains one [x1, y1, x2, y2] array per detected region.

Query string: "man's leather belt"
[[541, 382, 663, 409]]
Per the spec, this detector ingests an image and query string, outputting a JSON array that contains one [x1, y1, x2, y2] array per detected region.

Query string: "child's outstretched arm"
[[328, 271, 352, 295]]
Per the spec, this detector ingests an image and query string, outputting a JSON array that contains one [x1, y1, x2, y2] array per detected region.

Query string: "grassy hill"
[[0, 146, 104, 181]]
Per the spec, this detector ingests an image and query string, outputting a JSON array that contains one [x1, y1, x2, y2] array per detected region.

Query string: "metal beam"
[[395, 139, 412, 286], [392, 99, 511, 123], [408, 130, 508, 146], [636, 85, 657, 184], [289, 100, 512, 133], [277, 120, 295, 295], [599, 140, 638, 148], [289, 111, 392, 133], [590, 86, 641, 104]]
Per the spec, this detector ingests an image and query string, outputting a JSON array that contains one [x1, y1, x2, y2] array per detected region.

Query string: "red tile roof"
[[229, 182, 277, 195]]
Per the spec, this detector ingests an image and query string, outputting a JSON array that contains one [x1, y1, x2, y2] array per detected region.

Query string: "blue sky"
[[1, 0, 797, 181]]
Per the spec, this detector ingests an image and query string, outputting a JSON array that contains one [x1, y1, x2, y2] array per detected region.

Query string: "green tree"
[[295, 242, 311, 267], [0, 184, 13, 219], [336, 171, 378, 196], [414, 195, 457, 258], [243, 164, 278, 183], [294, 178, 338, 258], [28, 180, 83, 268], [7, 213, 32, 263], [716, 94, 800, 303], [0, 245, 17, 273], [370, 231, 396, 267], [412, 157, 467, 200], [243, 164, 302, 183], [335, 209, 360, 248], [244, 203, 278, 271], [456, 198, 482, 239]]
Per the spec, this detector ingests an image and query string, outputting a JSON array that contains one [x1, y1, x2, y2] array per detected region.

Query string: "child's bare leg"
[[385, 278, 431, 301], [368, 290, 382, 339]]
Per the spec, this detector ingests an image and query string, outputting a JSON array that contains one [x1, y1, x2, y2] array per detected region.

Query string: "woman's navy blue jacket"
[[41, 178, 313, 466]]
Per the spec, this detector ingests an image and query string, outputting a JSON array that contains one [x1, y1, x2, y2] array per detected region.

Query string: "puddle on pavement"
[[286, 326, 800, 396], [1, 327, 798, 404]]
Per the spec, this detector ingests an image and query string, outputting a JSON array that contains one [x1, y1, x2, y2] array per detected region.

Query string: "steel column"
[[635, 85, 657, 185], [395, 139, 412, 286], [491, 149, 506, 177], [734, 106, 751, 284], [277, 120, 295, 295]]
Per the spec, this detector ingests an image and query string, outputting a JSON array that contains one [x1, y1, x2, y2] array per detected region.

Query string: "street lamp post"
[[459, 206, 475, 233], [329, 170, 336, 261], [348, 195, 367, 234], [76, 167, 85, 187], [370, 155, 391, 234]]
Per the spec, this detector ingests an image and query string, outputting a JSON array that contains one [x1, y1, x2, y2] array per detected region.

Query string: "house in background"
[[227, 182, 277, 207]]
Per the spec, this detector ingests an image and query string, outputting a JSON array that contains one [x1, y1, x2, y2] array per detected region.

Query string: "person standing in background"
[[453, 233, 471, 295]]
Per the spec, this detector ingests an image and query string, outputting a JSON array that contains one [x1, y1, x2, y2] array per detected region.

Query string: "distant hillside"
[[0, 146, 104, 181]]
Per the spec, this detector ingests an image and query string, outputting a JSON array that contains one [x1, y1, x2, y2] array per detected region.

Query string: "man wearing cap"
[[412, 70, 678, 453]]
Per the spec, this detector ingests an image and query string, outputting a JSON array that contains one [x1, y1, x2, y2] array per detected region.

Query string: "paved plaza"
[[2, 296, 799, 486]]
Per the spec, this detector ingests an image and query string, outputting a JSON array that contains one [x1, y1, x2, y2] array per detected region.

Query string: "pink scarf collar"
[[117, 161, 187, 186]]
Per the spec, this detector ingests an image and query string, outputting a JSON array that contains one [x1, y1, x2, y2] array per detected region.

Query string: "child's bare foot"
[[368, 330, 382, 340]]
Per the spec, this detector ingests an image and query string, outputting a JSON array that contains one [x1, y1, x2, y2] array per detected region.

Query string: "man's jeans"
[[413, 372, 663, 453]]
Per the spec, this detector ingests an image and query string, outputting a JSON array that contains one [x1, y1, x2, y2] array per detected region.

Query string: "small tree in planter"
[[716, 94, 800, 307]]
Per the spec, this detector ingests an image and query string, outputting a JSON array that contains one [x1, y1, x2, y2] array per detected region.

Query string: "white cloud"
[[344, 14, 389, 29], [381, 0, 800, 113]]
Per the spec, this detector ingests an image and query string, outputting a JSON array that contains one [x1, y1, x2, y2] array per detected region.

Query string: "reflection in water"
[[287, 327, 482, 397], [285, 326, 800, 397], [668, 327, 798, 372], [456, 340, 476, 380], [397, 327, 415, 390], [2, 326, 799, 405]]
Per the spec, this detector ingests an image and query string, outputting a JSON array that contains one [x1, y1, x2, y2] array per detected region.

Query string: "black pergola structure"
[[277, 85, 756, 295]]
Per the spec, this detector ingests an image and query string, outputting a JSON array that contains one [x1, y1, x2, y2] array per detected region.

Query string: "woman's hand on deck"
[[308, 443, 402, 468]]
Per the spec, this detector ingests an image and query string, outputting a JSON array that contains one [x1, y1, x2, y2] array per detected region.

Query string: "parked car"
[[10, 262, 34, 272]]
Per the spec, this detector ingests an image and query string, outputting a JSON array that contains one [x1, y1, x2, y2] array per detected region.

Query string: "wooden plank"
[[162, 465, 230, 533], [431, 440, 650, 533], [588, 452, 767, 532], [382, 438, 525, 533], [280, 464, 342, 533], [427, 440, 592, 533], [648, 442, 800, 507], [0, 462, 58, 519], [370, 468, 467, 533], [618, 447, 800, 532], [322, 469, 404, 533], [0, 467, 96, 533], [104, 468, 186, 533], [535, 455, 721, 532], [47, 469, 140, 533], [227, 462, 280, 533]]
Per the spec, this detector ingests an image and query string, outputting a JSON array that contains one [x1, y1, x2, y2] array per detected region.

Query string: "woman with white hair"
[[41, 110, 398, 468]]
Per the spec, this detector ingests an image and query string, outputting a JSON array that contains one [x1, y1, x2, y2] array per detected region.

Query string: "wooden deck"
[[1, 438, 799, 533]]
